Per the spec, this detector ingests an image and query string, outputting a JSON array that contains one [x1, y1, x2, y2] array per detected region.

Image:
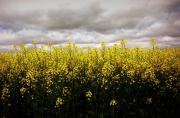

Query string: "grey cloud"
[[0, 0, 104, 30], [45, 2, 103, 30], [0, 0, 180, 49]]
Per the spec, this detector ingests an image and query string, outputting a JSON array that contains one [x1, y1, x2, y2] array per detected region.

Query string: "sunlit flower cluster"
[[110, 99, 117, 106], [55, 97, 64, 108], [0, 39, 179, 117]]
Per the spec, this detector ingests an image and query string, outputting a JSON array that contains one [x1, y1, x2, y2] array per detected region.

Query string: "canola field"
[[0, 40, 180, 118]]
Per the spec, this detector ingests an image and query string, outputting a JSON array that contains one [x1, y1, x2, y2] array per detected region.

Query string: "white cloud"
[[0, 28, 179, 52]]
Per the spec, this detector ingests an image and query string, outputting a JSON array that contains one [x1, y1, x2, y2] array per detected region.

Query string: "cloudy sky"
[[0, 0, 179, 51]]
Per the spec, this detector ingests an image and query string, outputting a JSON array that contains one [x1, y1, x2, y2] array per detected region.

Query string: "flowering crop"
[[0, 39, 179, 118]]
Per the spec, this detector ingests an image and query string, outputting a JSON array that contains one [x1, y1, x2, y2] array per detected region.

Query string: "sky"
[[0, 0, 180, 51]]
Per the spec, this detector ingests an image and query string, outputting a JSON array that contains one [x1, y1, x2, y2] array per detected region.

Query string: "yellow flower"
[[20, 87, 27, 95], [127, 70, 135, 78], [146, 97, 152, 104], [86, 90, 92, 101], [1, 85, 10, 100], [62, 87, 70, 97], [102, 62, 114, 77], [110, 99, 117, 106], [55, 97, 64, 108], [20, 78, 30, 86], [120, 38, 127, 48]]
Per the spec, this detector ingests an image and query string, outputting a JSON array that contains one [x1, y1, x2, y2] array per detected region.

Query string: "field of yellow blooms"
[[0, 40, 180, 118]]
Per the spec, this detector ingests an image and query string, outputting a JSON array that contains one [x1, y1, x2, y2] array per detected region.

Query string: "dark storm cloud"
[[45, 2, 103, 30], [0, 0, 180, 37], [0, 0, 180, 52], [139, 0, 180, 37], [0, 0, 104, 30]]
